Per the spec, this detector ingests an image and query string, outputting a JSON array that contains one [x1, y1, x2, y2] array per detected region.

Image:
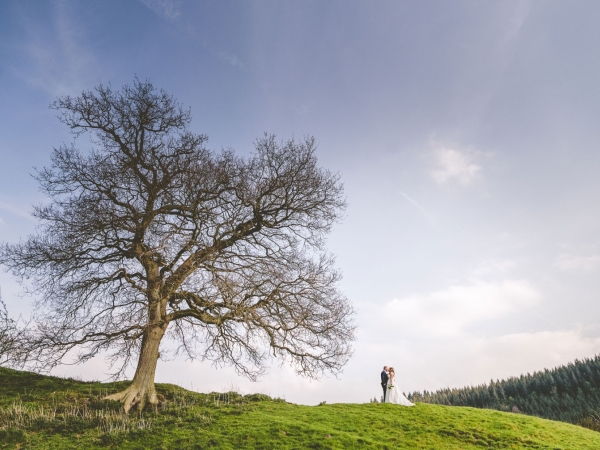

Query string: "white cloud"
[[471, 259, 518, 277], [379, 279, 540, 337], [138, 0, 181, 22], [430, 145, 482, 186], [555, 253, 600, 273], [402, 329, 600, 393], [218, 51, 244, 68]]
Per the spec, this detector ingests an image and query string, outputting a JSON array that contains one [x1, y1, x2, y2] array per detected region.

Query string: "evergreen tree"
[[408, 355, 600, 429]]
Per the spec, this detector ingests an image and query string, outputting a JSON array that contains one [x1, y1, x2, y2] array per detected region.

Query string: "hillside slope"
[[1, 367, 599, 449]]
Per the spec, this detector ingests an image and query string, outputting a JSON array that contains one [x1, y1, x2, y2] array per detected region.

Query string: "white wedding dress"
[[385, 374, 414, 406]]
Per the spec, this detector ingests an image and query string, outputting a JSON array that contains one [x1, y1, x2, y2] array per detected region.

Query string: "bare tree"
[[0, 79, 354, 412], [0, 288, 28, 367], [0, 288, 19, 365]]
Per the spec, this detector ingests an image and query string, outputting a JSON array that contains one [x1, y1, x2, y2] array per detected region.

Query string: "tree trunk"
[[105, 324, 166, 413]]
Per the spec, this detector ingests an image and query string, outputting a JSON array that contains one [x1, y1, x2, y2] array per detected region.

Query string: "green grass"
[[1, 367, 600, 449]]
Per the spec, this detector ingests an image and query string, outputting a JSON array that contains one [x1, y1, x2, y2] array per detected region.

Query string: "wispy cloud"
[[555, 254, 600, 273], [137, 0, 241, 69], [430, 145, 482, 186], [218, 51, 244, 68], [502, 0, 532, 47], [471, 259, 518, 277], [398, 190, 433, 223], [11, 0, 99, 97], [138, 0, 181, 22], [0, 202, 34, 221]]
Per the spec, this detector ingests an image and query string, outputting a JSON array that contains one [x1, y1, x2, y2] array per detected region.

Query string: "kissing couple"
[[380, 366, 414, 406]]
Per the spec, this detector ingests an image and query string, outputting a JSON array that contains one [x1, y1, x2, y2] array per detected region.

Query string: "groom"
[[381, 366, 389, 402]]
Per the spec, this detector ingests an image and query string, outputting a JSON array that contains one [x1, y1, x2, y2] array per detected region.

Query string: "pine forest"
[[408, 356, 600, 430]]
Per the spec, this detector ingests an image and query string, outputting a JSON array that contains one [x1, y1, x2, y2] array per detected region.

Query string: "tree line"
[[408, 356, 600, 428]]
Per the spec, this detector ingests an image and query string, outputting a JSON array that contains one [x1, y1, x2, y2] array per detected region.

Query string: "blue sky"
[[2, 0, 600, 405]]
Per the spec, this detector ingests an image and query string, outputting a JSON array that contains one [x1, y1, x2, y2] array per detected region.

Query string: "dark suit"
[[381, 370, 389, 402]]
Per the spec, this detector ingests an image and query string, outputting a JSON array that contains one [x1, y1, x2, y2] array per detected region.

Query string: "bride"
[[386, 367, 414, 406]]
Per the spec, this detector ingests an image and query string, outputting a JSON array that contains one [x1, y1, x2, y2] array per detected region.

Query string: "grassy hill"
[[1, 367, 600, 449]]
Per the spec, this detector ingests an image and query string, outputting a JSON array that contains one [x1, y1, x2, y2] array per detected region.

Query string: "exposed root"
[[105, 383, 158, 413]]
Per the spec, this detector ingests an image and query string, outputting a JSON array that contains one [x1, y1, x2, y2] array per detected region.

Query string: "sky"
[[1, 0, 600, 405]]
